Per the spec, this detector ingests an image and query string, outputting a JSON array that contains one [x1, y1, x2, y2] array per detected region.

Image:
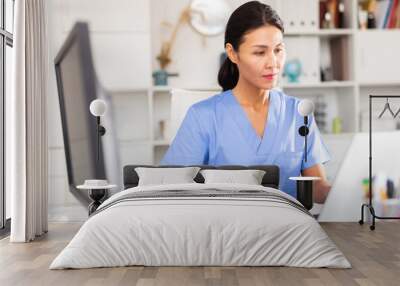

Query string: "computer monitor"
[[319, 131, 400, 221], [55, 22, 121, 204]]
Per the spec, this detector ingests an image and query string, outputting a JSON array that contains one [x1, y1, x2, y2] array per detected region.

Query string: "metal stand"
[[289, 177, 320, 211], [298, 116, 310, 162], [96, 116, 106, 162], [296, 180, 313, 210], [359, 95, 400, 231], [88, 188, 108, 216]]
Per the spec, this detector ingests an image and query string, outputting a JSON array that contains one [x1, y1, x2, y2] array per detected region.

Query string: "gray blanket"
[[93, 188, 312, 217]]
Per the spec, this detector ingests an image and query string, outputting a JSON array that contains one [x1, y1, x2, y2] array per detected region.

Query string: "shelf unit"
[[109, 0, 400, 165], [282, 81, 355, 89], [284, 28, 354, 36]]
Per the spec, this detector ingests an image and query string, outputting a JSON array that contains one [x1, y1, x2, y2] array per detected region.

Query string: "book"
[[319, 1, 328, 29], [374, 0, 391, 28], [395, 0, 400, 27], [387, 0, 399, 28], [383, 0, 394, 28], [329, 37, 349, 81]]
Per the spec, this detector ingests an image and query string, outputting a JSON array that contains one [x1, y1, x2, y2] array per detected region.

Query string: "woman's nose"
[[264, 52, 277, 68]]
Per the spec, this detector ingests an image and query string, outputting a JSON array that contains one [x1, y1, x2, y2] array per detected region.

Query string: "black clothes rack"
[[359, 95, 400, 230]]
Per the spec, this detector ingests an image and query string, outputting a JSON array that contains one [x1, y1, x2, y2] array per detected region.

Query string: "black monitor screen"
[[55, 22, 106, 202]]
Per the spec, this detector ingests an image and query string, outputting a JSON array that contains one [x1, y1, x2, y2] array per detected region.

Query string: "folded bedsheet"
[[50, 183, 351, 269]]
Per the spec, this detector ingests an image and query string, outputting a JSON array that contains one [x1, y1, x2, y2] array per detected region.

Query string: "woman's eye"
[[275, 48, 284, 53], [254, 51, 265, 55]]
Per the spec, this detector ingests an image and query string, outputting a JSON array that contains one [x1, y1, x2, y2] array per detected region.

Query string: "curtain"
[[9, 0, 48, 242]]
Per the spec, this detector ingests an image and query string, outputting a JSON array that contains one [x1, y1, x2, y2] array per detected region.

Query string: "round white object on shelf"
[[297, 99, 315, 116], [189, 0, 232, 36], [89, 99, 107, 116]]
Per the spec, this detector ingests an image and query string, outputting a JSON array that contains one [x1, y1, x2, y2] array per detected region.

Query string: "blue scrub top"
[[160, 89, 331, 198]]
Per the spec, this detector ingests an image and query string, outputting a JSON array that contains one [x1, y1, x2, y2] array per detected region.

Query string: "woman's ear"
[[225, 43, 238, 64]]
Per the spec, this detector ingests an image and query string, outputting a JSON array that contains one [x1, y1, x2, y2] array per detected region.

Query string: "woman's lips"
[[262, 73, 277, 80]]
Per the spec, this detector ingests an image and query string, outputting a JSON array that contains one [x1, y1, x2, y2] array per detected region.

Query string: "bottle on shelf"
[[367, 11, 377, 29], [322, 11, 335, 29], [337, 0, 345, 28], [359, 7, 368, 29], [332, 117, 342, 134], [320, 0, 346, 29]]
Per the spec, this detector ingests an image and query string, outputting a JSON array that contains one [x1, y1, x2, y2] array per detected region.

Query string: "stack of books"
[[364, 0, 400, 29]]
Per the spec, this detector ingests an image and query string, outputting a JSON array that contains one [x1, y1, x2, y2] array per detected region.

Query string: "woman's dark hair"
[[218, 1, 284, 91]]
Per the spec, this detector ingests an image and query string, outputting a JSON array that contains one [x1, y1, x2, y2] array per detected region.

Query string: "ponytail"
[[218, 57, 239, 91]]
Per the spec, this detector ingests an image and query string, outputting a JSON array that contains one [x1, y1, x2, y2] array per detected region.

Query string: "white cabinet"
[[356, 30, 400, 84], [283, 37, 320, 84], [110, 87, 221, 165], [279, 0, 319, 32]]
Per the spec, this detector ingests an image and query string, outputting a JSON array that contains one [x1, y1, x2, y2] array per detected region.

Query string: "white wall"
[[47, 0, 152, 221]]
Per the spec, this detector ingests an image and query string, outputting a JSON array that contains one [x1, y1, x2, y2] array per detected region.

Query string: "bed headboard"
[[123, 165, 280, 189]]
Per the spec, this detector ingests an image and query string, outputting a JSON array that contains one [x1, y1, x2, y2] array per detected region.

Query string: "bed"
[[50, 165, 350, 269]]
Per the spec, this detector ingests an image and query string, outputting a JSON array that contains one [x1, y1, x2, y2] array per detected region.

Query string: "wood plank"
[[0, 222, 399, 286]]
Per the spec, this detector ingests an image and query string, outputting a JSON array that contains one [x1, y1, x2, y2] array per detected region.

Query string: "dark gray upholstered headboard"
[[123, 165, 280, 189]]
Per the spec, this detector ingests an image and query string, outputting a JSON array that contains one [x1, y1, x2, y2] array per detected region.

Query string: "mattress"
[[50, 183, 350, 269]]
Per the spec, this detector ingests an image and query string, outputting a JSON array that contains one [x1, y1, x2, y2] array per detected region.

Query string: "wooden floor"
[[0, 222, 399, 286]]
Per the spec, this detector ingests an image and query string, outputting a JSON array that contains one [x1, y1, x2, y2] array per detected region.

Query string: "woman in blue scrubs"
[[161, 1, 331, 203]]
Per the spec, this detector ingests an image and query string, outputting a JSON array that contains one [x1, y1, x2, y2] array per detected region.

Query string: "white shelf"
[[356, 29, 400, 34], [118, 139, 151, 144], [285, 29, 354, 36], [151, 85, 221, 93], [152, 139, 170, 146], [110, 85, 221, 95], [282, 81, 355, 89], [109, 88, 148, 94], [151, 86, 171, 92], [359, 82, 400, 87]]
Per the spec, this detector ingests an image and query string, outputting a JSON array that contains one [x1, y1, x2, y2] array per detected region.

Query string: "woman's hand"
[[313, 179, 331, 203], [301, 164, 331, 203]]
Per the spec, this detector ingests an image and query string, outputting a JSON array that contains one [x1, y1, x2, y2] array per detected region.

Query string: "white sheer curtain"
[[8, 0, 48, 242]]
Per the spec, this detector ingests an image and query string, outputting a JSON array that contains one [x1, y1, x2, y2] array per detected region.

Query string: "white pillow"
[[135, 167, 201, 186], [200, 169, 266, 185]]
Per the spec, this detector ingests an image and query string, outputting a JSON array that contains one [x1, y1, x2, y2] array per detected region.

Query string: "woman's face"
[[227, 25, 286, 90]]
